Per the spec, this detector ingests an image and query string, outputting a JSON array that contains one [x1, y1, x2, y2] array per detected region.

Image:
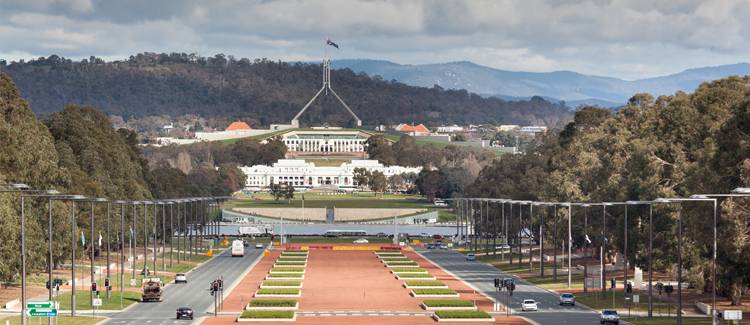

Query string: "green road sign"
[[26, 308, 57, 317], [26, 301, 53, 309]]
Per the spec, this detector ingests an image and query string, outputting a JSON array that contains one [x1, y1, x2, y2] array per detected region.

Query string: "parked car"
[[521, 299, 538, 311], [174, 273, 187, 284], [600, 309, 619, 324], [432, 234, 444, 240], [559, 293, 575, 306], [176, 307, 193, 320], [376, 232, 388, 237], [353, 238, 369, 244], [466, 253, 476, 261], [255, 243, 264, 249], [439, 244, 448, 249], [425, 243, 435, 249], [242, 240, 249, 247]]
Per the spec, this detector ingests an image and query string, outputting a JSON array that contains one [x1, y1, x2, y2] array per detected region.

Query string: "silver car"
[[559, 293, 575, 306], [600, 309, 619, 324]]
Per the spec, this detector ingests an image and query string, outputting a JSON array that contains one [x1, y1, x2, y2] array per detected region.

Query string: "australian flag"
[[326, 39, 339, 49]]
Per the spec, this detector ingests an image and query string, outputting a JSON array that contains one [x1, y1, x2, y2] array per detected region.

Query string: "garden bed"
[[410, 288, 459, 297], [277, 257, 308, 261], [403, 280, 448, 289], [245, 299, 299, 310], [432, 310, 493, 322], [384, 261, 419, 266], [266, 274, 304, 280], [260, 281, 303, 289], [390, 267, 428, 274], [274, 263, 307, 268], [238, 310, 297, 322], [254, 288, 302, 298], [270, 267, 305, 274], [421, 300, 477, 311], [385, 264, 420, 268], [395, 274, 436, 280]]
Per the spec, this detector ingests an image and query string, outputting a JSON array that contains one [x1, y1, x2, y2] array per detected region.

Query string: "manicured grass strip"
[[281, 252, 308, 256], [248, 299, 298, 307], [285, 250, 307, 252], [278, 257, 308, 261], [434, 310, 492, 319], [267, 273, 303, 278], [423, 300, 475, 308], [397, 273, 434, 278], [271, 267, 305, 272], [377, 250, 402, 253], [262, 281, 302, 287], [385, 261, 418, 265], [412, 288, 457, 295], [256, 288, 300, 295], [275, 261, 306, 265], [380, 257, 409, 260], [404, 280, 446, 287], [240, 310, 295, 319], [391, 267, 427, 273]]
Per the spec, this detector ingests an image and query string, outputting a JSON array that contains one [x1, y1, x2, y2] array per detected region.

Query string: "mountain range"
[[332, 59, 750, 108]]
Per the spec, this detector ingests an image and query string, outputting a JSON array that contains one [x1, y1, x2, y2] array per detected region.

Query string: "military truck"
[[141, 277, 163, 302]]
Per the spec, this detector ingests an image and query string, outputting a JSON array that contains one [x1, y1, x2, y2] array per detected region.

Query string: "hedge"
[[262, 281, 302, 287], [404, 280, 446, 287], [247, 299, 298, 307], [240, 310, 295, 319], [422, 300, 475, 308], [267, 273, 303, 278], [412, 288, 457, 295], [434, 310, 492, 319], [397, 273, 434, 278], [256, 288, 300, 295], [271, 267, 305, 272], [390, 267, 426, 273]]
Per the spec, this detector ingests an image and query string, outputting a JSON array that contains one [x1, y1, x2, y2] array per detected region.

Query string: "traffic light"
[[46, 281, 51, 290], [610, 278, 616, 289], [626, 283, 632, 293], [509, 282, 515, 296], [105, 278, 110, 289], [494, 278, 500, 288]]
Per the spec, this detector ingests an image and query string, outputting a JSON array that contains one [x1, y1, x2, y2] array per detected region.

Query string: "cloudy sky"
[[1, 0, 749, 80]]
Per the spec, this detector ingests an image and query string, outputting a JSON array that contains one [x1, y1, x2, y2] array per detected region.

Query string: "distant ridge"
[[332, 59, 750, 107]]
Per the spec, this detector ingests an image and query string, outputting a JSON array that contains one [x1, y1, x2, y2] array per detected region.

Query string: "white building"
[[280, 130, 370, 154], [520, 126, 548, 134], [435, 124, 464, 133], [240, 159, 421, 191]]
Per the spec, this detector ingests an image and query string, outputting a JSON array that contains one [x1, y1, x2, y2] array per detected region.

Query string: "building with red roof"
[[225, 121, 252, 131], [395, 123, 430, 136]]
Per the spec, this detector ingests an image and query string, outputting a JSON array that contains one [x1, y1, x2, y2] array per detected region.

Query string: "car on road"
[[376, 232, 388, 237], [242, 239, 249, 247], [600, 309, 620, 324], [559, 292, 575, 306], [439, 244, 448, 249], [466, 253, 476, 261], [255, 243, 264, 249], [353, 238, 369, 244], [231, 240, 245, 257], [425, 243, 435, 249], [174, 273, 187, 284], [176, 307, 193, 320], [521, 299, 538, 311]]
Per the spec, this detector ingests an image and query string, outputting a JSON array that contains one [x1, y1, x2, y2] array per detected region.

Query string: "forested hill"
[[0, 53, 570, 127]]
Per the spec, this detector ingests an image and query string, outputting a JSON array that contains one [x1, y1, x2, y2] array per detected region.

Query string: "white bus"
[[231, 240, 244, 257]]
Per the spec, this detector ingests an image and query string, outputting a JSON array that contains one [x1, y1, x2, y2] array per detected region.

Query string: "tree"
[[353, 168, 371, 191], [365, 135, 395, 165], [369, 171, 387, 195], [284, 184, 295, 203], [416, 170, 441, 201], [388, 174, 404, 193], [269, 183, 285, 201]]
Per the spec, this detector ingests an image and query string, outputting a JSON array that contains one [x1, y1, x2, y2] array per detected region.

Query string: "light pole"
[[113, 200, 127, 309], [131, 201, 137, 281], [532, 201, 552, 277], [689, 188, 749, 325], [142, 200, 150, 275], [168, 201, 174, 269], [625, 200, 659, 318]]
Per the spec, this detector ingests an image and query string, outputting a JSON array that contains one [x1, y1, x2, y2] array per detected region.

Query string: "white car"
[[521, 299, 538, 311], [174, 273, 187, 284], [255, 243, 264, 249], [353, 238, 369, 244]]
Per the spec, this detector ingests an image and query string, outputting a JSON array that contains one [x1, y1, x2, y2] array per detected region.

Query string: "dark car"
[[176, 307, 193, 320]]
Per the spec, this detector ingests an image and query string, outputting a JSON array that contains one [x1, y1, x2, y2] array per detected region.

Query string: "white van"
[[231, 240, 244, 257]]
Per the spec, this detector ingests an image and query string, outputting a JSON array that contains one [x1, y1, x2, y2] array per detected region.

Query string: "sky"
[[1, 0, 749, 80]]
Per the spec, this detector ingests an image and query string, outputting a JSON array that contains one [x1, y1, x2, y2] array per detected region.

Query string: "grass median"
[[256, 288, 301, 295], [434, 310, 492, 319], [404, 280, 446, 287], [53, 290, 142, 310], [261, 281, 302, 287], [422, 300, 475, 308], [390, 267, 427, 273], [0, 316, 104, 325], [247, 299, 298, 308], [270, 267, 305, 273], [397, 273, 434, 278], [266, 273, 303, 279], [412, 288, 457, 295], [239, 310, 296, 319]]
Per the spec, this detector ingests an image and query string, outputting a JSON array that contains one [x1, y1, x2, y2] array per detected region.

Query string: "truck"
[[231, 240, 245, 257], [141, 278, 163, 302]]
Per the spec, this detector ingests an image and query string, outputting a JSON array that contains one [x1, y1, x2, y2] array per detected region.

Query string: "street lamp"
[[655, 196, 717, 325], [531, 201, 553, 277], [690, 188, 750, 325], [86, 197, 108, 307], [112, 200, 128, 309]]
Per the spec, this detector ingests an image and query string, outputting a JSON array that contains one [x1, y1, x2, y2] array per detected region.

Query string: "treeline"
[[366, 134, 498, 200], [0, 53, 570, 127], [467, 77, 750, 304], [0, 72, 244, 282]]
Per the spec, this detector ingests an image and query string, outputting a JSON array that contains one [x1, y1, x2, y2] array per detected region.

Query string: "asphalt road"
[[104, 245, 264, 325], [418, 249, 602, 325]]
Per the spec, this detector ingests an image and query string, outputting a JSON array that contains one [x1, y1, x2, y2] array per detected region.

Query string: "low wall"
[[231, 207, 428, 222]]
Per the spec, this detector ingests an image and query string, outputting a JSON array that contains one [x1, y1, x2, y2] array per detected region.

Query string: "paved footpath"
[[418, 249, 602, 325], [104, 246, 264, 325]]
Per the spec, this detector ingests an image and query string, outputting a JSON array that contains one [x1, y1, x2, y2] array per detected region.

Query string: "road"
[[418, 249, 602, 325], [104, 245, 263, 325]]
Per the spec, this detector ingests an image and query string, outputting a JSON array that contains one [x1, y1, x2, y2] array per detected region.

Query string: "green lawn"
[[422, 300, 475, 308], [1, 316, 104, 325], [239, 310, 295, 319], [47, 290, 141, 310], [622, 317, 711, 325], [576, 291, 673, 312]]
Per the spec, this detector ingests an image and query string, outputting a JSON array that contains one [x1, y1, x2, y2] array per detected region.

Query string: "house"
[[395, 123, 430, 136], [225, 121, 252, 131]]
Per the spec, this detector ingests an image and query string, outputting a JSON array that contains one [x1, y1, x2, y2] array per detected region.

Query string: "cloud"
[[0, 0, 748, 79]]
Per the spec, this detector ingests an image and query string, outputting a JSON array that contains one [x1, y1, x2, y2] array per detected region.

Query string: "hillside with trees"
[[0, 53, 570, 127], [466, 76, 750, 304]]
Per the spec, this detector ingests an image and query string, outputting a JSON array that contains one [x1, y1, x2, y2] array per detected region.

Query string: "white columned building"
[[241, 159, 421, 191], [279, 130, 369, 155]]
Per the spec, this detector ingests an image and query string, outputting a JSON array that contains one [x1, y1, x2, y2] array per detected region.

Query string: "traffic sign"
[[633, 294, 639, 303], [26, 308, 57, 317], [724, 310, 743, 320], [93, 298, 103, 307], [26, 301, 53, 309]]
